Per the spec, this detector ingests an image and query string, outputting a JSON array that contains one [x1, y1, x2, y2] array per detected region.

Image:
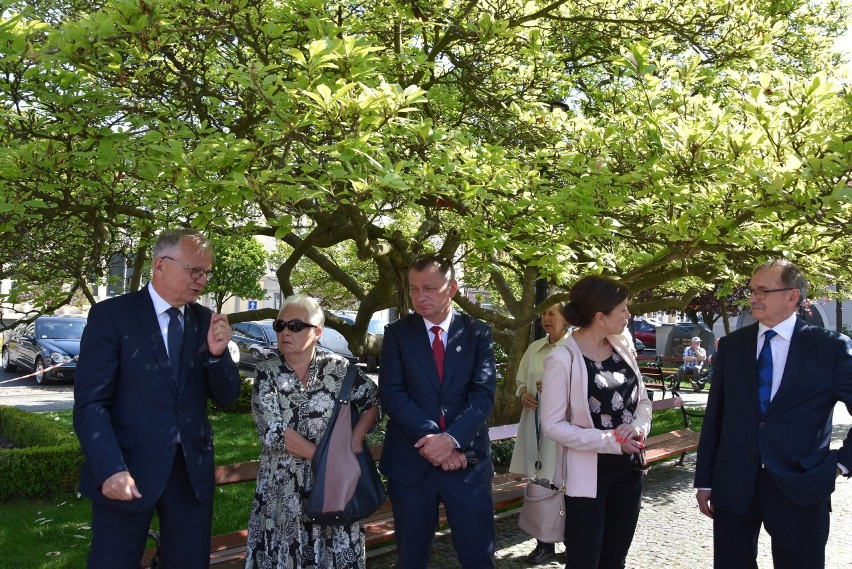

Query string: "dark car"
[[2, 315, 87, 384], [632, 317, 658, 349], [231, 320, 278, 367]]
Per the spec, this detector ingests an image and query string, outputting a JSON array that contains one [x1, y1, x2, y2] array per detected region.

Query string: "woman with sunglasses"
[[244, 295, 379, 569]]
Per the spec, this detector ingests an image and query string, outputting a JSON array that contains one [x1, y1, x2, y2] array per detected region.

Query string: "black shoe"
[[526, 542, 556, 564]]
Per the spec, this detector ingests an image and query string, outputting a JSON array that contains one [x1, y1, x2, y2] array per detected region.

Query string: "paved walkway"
[[369, 395, 852, 568]]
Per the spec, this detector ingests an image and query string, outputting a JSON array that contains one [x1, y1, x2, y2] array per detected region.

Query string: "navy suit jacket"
[[73, 285, 241, 511], [379, 311, 497, 486], [695, 318, 852, 514]]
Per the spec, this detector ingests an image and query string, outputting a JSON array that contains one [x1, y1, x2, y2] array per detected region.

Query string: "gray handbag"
[[517, 396, 566, 543]]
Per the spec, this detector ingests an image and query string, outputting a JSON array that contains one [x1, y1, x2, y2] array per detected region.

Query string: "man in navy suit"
[[380, 253, 497, 568], [73, 228, 241, 569], [694, 259, 852, 568]]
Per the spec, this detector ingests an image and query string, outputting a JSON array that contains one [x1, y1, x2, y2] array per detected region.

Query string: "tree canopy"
[[2, 0, 852, 421]]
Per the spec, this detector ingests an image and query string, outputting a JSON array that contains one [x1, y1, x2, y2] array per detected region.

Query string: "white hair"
[[279, 294, 325, 327]]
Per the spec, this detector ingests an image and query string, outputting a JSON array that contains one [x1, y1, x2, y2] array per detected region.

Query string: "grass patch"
[[0, 410, 261, 568], [0, 406, 704, 567], [650, 407, 704, 436]]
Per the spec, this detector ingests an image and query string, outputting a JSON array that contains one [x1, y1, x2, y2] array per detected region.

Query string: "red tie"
[[431, 326, 446, 430], [431, 325, 445, 382]]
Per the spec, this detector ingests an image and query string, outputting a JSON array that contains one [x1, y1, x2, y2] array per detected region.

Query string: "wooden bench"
[[644, 396, 702, 466], [637, 354, 687, 398], [141, 424, 523, 568], [638, 365, 668, 399]]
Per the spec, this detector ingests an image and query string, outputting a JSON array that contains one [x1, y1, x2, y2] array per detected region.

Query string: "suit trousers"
[[88, 447, 213, 569], [563, 456, 642, 569], [388, 468, 496, 569], [713, 468, 830, 569]]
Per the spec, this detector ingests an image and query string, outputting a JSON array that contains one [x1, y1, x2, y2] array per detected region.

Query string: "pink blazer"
[[540, 333, 651, 498]]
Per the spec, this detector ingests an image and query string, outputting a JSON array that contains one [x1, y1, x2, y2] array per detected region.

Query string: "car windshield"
[[368, 320, 388, 334], [260, 322, 276, 341], [37, 319, 86, 340]]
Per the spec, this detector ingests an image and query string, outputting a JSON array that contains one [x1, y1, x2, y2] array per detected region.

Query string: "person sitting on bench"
[[676, 337, 706, 391]]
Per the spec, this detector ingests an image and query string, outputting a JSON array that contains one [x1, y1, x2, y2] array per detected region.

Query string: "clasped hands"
[[613, 424, 645, 455], [415, 433, 468, 471]]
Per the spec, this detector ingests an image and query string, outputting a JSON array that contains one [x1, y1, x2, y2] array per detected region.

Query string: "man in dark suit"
[[73, 228, 241, 569], [380, 253, 497, 568], [694, 259, 852, 568]]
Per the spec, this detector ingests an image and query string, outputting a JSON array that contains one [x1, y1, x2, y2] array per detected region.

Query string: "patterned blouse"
[[245, 350, 379, 569], [582, 351, 640, 431]]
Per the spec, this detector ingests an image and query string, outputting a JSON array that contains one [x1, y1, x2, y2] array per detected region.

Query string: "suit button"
[[169, 443, 177, 452], [759, 421, 765, 427]]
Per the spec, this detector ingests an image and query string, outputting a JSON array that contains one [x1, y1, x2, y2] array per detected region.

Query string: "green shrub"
[[0, 406, 83, 501], [491, 439, 514, 471]]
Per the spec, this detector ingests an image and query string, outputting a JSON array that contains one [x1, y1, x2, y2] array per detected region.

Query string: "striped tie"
[[757, 330, 776, 415]]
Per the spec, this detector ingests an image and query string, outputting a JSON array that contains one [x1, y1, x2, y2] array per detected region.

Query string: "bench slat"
[[145, 395, 703, 568]]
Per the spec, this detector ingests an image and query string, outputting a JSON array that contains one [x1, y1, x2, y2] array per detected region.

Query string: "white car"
[[320, 316, 386, 372]]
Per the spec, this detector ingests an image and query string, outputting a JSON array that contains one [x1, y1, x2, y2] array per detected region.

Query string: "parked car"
[[632, 317, 658, 349], [2, 315, 87, 384], [320, 315, 386, 372], [231, 320, 278, 367]]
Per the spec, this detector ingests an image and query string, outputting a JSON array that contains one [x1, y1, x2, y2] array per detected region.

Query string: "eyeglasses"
[[161, 256, 214, 281], [272, 319, 317, 333], [746, 287, 795, 300]]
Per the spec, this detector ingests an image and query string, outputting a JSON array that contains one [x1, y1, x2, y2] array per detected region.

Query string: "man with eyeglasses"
[[73, 228, 241, 569], [694, 259, 852, 569]]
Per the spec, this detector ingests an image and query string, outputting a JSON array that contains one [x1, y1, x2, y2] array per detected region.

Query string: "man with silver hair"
[[74, 228, 241, 569], [695, 258, 852, 568]]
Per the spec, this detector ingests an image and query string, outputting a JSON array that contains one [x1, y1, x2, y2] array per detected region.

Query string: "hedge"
[[0, 406, 83, 501]]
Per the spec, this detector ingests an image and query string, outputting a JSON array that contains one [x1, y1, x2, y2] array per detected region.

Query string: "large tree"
[[2, 0, 852, 422]]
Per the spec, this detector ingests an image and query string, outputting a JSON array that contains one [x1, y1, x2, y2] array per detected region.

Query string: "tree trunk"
[[489, 322, 532, 425], [720, 297, 731, 334]]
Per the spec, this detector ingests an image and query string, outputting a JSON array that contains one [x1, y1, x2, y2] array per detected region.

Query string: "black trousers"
[[563, 456, 642, 569], [88, 448, 213, 569], [713, 468, 830, 569]]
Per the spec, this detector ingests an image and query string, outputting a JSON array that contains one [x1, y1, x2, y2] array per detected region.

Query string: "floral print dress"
[[245, 351, 379, 569]]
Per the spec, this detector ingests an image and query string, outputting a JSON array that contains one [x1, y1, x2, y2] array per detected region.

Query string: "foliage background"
[[2, 0, 852, 421]]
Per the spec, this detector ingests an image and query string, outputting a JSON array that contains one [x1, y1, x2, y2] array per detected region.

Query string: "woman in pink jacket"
[[541, 275, 652, 569]]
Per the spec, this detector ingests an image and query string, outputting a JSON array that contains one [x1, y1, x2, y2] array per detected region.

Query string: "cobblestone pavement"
[[368, 395, 852, 568]]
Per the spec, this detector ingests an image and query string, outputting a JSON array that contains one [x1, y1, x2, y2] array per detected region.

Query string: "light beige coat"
[[508, 331, 570, 480], [540, 333, 652, 498]]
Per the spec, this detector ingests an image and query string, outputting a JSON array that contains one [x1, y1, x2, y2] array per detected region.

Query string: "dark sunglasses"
[[272, 319, 317, 333]]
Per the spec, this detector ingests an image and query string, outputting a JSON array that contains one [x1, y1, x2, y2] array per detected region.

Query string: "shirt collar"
[[758, 312, 797, 341], [536, 330, 570, 352], [148, 283, 184, 317], [423, 312, 453, 334]]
